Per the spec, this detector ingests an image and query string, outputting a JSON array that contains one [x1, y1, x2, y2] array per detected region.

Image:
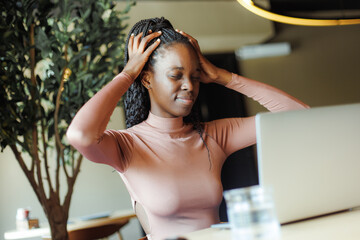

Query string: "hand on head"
[[123, 30, 162, 80], [175, 29, 221, 84]]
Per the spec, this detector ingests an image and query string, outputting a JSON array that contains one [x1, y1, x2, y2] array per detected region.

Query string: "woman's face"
[[145, 43, 201, 118]]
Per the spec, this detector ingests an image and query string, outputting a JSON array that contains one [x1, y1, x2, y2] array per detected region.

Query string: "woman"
[[67, 17, 309, 240]]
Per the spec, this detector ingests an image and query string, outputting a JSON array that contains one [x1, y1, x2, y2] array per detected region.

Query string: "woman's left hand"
[[176, 29, 231, 85]]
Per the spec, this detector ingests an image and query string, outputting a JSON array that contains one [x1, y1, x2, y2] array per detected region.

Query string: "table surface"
[[181, 208, 360, 240], [8, 208, 359, 240], [4, 209, 136, 240]]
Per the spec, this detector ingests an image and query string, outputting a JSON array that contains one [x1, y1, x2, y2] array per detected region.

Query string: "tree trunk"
[[10, 145, 71, 240], [46, 200, 69, 240]]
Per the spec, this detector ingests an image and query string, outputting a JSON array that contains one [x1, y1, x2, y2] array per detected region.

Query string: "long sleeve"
[[226, 73, 309, 112], [66, 72, 134, 172], [206, 73, 309, 156]]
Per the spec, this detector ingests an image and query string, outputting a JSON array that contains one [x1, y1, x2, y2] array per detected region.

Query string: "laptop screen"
[[255, 103, 360, 224]]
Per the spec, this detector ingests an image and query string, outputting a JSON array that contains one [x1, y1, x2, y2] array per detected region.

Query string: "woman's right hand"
[[122, 31, 162, 80]]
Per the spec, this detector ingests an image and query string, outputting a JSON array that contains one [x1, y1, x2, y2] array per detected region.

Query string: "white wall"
[[239, 24, 360, 115]]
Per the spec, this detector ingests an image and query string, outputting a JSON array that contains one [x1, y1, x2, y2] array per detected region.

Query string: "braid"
[[123, 17, 211, 168]]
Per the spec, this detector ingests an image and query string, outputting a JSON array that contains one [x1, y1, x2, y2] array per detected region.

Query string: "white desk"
[[4, 209, 136, 240], [182, 209, 360, 240]]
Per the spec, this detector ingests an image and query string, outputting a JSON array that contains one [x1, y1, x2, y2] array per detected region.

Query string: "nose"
[[181, 77, 194, 91]]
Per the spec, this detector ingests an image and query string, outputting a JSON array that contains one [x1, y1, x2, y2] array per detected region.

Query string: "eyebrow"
[[169, 66, 184, 70], [169, 66, 201, 72]]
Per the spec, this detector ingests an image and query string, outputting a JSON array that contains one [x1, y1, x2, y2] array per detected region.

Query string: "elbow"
[[66, 125, 96, 149]]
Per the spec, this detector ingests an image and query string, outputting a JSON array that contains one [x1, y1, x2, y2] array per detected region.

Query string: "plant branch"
[[10, 144, 41, 201], [41, 118, 53, 194], [29, 24, 36, 177], [32, 127, 47, 200], [54, 45, 69, 179], [63, 154, 83, 212], [29, 24, 36, 87], [30, 23, 47, 202], [71, 149, 75, 175], [56, 147, 61, 195]]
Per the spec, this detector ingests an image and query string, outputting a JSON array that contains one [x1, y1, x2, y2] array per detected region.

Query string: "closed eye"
[[192, 69, 201, 81], [169, 74, 183, 80], [192, 75, 201, 81]]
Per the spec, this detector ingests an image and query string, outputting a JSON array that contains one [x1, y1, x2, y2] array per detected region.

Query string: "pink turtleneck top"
[[67, 72, 309, 240]]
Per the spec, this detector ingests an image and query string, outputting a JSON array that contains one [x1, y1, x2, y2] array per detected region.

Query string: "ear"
[[141, 71, 152, 90]]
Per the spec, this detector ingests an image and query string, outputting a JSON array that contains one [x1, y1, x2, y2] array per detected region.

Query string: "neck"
[[145, 111, 185, 131]]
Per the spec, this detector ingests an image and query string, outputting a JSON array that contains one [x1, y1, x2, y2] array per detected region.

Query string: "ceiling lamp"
[[237, 0, 360, 26]]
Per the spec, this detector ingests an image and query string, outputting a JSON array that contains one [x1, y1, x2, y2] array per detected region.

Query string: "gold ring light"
[[237, 0, 360, 26]]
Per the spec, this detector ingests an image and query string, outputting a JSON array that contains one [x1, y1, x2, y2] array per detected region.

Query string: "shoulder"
[[204, 117, 255, 141], [203, 117, 256, 155], [204, 118, 244, 131]]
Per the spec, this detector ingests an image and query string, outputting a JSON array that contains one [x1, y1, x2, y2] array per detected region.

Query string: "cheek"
[[153, 78, 179, 99], [163, 81, 178, 95]]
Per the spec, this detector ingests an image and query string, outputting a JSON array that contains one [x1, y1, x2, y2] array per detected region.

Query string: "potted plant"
[[0, 0, 134, 239]]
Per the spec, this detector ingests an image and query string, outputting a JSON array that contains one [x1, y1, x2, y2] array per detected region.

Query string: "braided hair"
[[123, 17, 211, 168]]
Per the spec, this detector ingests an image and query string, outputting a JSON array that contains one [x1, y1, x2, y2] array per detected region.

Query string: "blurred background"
[[1, 1, 359, 239]]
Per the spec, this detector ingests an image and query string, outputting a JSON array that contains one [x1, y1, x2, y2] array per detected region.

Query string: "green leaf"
[[35, 27, 52, 59], [54, 30, 69, 45], [68, 49, 90, 66]]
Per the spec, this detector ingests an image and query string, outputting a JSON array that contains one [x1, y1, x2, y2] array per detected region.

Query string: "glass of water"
[[224, 185, 281, 240]]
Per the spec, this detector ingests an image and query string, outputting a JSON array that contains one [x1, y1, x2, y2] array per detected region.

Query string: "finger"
[[143, 38, 161, 57], [143, 30, 162, 42], [176, 29, 200, 51], [132, 32, 144, 53], [189, 38, 201, 52], [127, 33, 135, 57], [176, 29, 194, 41], [138, 31, 162, 52]]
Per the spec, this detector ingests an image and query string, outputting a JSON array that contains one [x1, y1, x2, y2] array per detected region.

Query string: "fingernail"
[[131, 33, 134, 36], [158, 31, 162, 33], [157, 38, 161, 42]]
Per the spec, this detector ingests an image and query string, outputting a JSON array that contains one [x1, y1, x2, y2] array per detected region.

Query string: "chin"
[[181, 110, 194, 120], [181, 109, 193, 117]]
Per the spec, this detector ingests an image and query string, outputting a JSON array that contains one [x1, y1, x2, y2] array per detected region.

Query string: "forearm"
[[66, 72, 133, 147], [226, 73, 309, 112]]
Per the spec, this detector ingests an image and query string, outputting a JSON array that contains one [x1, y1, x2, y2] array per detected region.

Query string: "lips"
[[176, 95, 194, 105]]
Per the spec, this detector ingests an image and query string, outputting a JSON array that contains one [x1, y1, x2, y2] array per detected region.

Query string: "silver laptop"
[[255, 103, 360, 224]]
